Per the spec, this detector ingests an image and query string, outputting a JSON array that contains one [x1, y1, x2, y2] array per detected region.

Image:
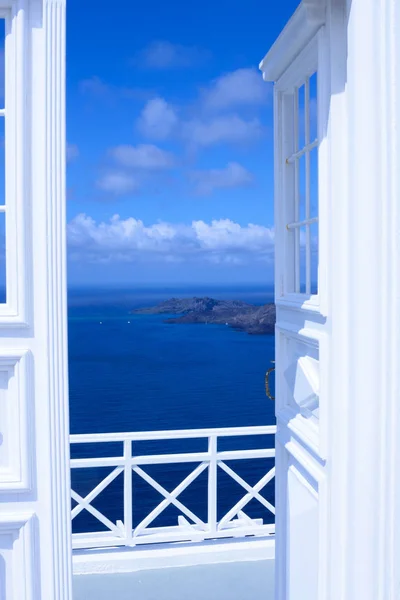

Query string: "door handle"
[[265, 361, 275, 400]]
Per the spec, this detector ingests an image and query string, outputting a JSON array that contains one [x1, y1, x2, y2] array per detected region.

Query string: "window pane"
[[310, 220, 318, 294], [0, 20, 5, 207], [0, 211, 5, 303], [309, 71, 318, 142], [297, 84, 305, 150], [0, 20, 5, 302], [299, 226, 306, 294], [310, 146, 318, 219], [285, 73, 319, 298], [298, 154, 307, 221], [298, 154, 306, 222], [0, 19, 4, 110]]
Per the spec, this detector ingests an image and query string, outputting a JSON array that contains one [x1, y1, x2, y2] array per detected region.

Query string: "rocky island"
[[131, 297, 276, 335]]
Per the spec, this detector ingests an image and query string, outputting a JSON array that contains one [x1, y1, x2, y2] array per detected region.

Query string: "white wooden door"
[[262, 0, 400, 597], [0, 1, 72, 599], [261, 4, 329, 599]]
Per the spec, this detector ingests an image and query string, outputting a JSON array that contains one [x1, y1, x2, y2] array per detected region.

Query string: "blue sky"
[[66, 0, 300, 286]]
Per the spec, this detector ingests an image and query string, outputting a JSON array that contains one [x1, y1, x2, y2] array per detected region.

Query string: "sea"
[[68, 285, 276, 536]]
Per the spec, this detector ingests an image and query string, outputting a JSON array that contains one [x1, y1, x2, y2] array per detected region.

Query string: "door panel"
[[0, 1, 72, 599], [0, 351, 31, 492], [270, 27, 328, 600], [276, 326, 321, 457], [0, 513, 36, 600], [287, 461, 319, 600]]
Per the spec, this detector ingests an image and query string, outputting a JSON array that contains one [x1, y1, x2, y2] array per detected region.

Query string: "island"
[[131, 297, 276, 335]]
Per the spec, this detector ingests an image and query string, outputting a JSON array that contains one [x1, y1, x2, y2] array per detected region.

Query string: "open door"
[[0, 1, 72, 598], [261, 0, 400, 598], [261, 3, 329, 599]]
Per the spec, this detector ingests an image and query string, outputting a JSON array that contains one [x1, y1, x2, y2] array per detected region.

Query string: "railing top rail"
[[70, 425, 277, 444]]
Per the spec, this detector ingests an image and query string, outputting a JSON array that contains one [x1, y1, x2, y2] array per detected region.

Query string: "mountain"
[[131, 297, 276, 335]]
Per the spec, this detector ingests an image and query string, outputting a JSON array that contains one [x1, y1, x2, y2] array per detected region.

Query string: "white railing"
[[70, 425, 276, 550]]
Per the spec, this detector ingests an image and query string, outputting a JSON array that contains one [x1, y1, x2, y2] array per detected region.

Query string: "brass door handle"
[[265, 361, 275, 400]]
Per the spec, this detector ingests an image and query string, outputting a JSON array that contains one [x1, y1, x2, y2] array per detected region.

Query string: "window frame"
[[0, 2, 30, 327], [274, 33, 324, 314]]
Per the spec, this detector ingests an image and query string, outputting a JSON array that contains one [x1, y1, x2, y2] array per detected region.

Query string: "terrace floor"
[[73, 537, 275, 600]]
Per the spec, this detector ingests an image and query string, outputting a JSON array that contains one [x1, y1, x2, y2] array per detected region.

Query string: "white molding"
[[276, 293, 320, 313], [0, 512, 38, 599], [73, 538, 275, 576], [0, 349, 33, 492], [0, 1, 71, 598], [275, 33, 319, 93], [324, 0, 400, 598], [275, 322, 322, 344], [41, 0, 73, 597], [259, 0, 325, 82], [0, 0, 31, 327]]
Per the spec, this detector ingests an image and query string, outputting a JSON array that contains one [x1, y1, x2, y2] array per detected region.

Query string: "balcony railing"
[[70, 425, 276, 550]]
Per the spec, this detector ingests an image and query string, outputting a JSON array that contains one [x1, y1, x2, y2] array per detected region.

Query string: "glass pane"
[[0, 20, 4, 207], [310, 146, 318, 219], [299, 226, 306, 294], [297, 84, 305, 150], [0, 20, 6, 302], [309, 71, 318, 142], [0, 212, 5, 303], [0, 19, 4, 110], [310, 220, 319, 294], [298, 154, 306, 222]]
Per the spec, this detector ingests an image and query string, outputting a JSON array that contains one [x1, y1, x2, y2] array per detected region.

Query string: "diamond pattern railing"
[[70, 426, 276, 550]]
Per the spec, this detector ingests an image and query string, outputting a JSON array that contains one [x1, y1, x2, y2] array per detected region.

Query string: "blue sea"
[[68, 285, 276, 536]]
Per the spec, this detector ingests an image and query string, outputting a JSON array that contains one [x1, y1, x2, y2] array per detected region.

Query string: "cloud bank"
[[202, 68, 269, 111], [190, 162, 253, 195], [68, 214, 275, 265]]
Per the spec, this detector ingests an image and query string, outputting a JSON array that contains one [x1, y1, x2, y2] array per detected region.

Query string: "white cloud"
[[67, 214, 274, 264], [137, 97, 178, 140], [134, 40, 209, 69], [98, 144, 175, 197], [80, 76, 111, 97], [67, 143, 79, 163], [79, 76, 151, 102], [183, 114, 262, 147], [110, 144, 175, 170], [96, 172, 139, 196], [202, 68, 269, 111], [137, 98, 262, 147], [190, 162, 254, 195]]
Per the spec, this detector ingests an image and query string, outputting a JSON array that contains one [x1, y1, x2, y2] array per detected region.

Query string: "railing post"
[[208, 435, 217, 536], [123, 439, 133, 545]]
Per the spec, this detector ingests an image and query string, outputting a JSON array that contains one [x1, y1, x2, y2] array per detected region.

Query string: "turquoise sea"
[[68, 285, 276, 535]]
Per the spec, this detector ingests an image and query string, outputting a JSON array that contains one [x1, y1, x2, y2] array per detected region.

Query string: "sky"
[[66, 0, 301, 286]]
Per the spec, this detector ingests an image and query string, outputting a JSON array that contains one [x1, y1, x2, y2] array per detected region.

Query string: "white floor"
[[73, 538, 275, 600], [73, 559, 274, 600]]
